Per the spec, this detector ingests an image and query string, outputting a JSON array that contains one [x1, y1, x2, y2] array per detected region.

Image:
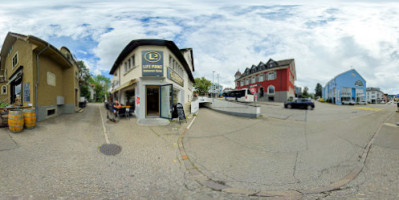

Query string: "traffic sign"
[[250, 87, 256, 94]]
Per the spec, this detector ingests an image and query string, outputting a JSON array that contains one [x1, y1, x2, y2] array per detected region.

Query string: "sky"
[[0, 0, 398, 94]]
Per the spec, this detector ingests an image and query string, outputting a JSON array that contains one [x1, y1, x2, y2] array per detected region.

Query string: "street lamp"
[[212, 71, 215, 101]]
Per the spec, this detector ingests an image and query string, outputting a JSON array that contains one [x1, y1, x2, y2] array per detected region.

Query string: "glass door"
[[160, 84, 173, 119]]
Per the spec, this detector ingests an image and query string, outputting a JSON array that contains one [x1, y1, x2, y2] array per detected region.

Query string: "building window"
[[240, 81, 244, 86], [1, 85, 6, 94], [259, 74, 264, 82], [268, 72, 276, 80], [131, 55, 136, 68], [12, 52, 18, 68], [47, 108, 56, 118], [252, 77, 256, 84], [47, 72, 56, 86], [124, 62, 128, 73], [268, 85, 275, 94], [245, 79, 249, 85]]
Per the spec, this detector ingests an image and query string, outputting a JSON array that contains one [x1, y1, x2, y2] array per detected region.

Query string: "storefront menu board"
[[176, 103, 186, 123], [24, 82, 30, 102], [142, 51, 163, 76]]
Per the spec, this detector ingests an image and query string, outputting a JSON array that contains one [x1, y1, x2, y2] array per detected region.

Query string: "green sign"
[[142, 51, 163, 76]]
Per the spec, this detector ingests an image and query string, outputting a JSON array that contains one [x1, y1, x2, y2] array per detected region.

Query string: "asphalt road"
[[184, 102, 399, 199]]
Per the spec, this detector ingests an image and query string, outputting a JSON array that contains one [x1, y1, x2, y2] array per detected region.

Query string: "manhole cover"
[[100, 144, 122, 155]]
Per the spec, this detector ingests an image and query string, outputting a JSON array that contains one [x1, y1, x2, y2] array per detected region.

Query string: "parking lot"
[[183, 101, 399, 198]]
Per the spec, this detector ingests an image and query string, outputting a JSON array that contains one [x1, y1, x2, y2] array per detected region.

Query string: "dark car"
[[284, 98, 315, 110]]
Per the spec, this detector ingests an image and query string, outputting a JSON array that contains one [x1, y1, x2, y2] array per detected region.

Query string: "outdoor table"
[[114, 106, 131, 119]]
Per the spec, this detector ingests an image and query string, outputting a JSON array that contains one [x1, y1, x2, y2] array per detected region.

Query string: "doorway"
[[11, 77, 23, 105], [146, 86, 160, 116]]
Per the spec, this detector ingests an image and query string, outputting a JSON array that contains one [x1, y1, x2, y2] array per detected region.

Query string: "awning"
[[7, 69, 23, 85], [111, 79, 137, 94]]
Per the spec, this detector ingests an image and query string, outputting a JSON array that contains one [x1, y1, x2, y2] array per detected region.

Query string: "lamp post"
[[212, 71, 215, 102], [217, 73, 220, 98]]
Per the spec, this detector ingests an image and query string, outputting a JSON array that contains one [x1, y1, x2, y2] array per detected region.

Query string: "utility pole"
[[212, 71, 215, 102], [217, 73, 220, 98]]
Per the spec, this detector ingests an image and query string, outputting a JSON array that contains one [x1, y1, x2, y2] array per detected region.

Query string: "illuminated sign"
[[167, 68, 184, 87], [142, 51, 163, 76]]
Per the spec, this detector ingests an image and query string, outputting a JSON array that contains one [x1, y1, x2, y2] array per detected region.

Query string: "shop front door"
[[146, 86, 160, 116], [160, 84, 173, 119]]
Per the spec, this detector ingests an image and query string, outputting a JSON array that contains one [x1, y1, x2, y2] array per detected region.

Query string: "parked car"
[[284, 98, 315, 110], [342, 100, 355, 105], [358, 100, 367, 105]]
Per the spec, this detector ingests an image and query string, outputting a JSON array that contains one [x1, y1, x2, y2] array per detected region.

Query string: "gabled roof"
[[324, 69, 366, 87], [0, 32, 73, 70], [109, 39, 194, 82], [236, 58, 295, 79]]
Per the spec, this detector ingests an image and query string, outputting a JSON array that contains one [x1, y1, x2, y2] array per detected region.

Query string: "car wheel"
[[287, 104, 292, 109], [307, 105, 313, 110]]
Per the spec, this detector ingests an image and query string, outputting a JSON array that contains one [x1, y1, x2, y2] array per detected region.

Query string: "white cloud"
[[0, 1, 399, 94]]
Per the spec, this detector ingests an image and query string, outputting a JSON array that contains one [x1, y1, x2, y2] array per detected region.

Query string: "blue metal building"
[[322, 69, 366, 105]]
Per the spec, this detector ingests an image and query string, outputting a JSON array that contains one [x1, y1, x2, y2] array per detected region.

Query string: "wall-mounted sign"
[[167, 68, 184, 86], [142, 51, 163, 76], [24, 82, 30, 102], [355, 80, 363, 87]]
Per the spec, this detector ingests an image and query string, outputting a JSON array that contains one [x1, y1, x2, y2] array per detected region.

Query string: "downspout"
[[35, 44, 50, 121]]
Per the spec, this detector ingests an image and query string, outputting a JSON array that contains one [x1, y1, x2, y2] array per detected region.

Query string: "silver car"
[[358, 100, 367, 105], [342, 100, 355, 105]]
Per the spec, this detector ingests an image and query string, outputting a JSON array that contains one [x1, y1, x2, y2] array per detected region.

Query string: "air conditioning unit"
[[57, 96, 64, 105]]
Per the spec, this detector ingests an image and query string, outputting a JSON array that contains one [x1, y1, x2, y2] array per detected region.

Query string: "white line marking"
[[187, 116, 197, 130], [98, 105, 110, 144]]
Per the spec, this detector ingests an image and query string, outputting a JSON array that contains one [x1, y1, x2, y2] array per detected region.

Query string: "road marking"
[[187, 115, 197, 130], [352, 107, 382, 112], [384, 123, 399, 128], [98, 105, 110, 144]]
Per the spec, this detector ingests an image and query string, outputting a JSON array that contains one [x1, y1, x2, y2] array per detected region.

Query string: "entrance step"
[[137, 118, 170, 126]]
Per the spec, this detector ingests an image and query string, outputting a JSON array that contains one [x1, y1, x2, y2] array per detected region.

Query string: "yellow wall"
[[3, 38, 35, 106], [37, 56, 64, 106]]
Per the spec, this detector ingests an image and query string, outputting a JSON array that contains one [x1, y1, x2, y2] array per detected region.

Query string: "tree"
[[77, 61, 91, 86], [315, 83, 322, 98], [90, 75, 111, 102], [194, 77, 212, 96], [302, 86, 309, 97], [77, 61, 92, 100]]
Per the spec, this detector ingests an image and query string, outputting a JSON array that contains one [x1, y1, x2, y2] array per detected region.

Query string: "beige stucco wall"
[[37, 56, 64, 106], [113, 45, 194, 104], [3, 38, 35, 106]]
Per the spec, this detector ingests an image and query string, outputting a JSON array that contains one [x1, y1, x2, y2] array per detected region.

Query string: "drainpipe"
[[35, 43, 50, 121]]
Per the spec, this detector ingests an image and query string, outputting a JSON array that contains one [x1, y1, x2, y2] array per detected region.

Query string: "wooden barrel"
[[23, 109, 36, 129], [8, 110, 24, 133]]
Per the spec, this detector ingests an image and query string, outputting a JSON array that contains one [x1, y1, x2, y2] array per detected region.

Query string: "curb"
[[177, 110, 396, 199]]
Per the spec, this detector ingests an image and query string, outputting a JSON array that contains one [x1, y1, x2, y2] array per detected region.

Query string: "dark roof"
[[109, 39, 195, 82], [237, 58, 294, 79], [276, 59, 294, 66], [234, 70, 241, 76], [1, 32, 73, 70]]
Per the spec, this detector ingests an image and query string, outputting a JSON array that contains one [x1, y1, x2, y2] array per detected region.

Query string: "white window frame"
[[259, 74, 264, 82], [268, 85, 275, 94], [1, 85, 6, 94], [268, 72, 276, 80], [12, 52, 18, 68]]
